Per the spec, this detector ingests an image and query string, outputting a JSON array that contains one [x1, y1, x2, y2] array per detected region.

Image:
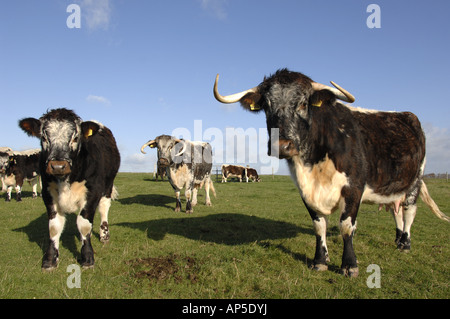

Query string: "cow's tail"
[[420, 182, 449, 222], [209, 179, 217, 198], [111, 185, 119, 201]]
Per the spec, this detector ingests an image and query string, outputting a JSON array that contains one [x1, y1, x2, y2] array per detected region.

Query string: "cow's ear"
[[309, 90, 336, 108], [19, 118, 41, 138], [81, 121, 101, 139], [240, 92, 263, 112]]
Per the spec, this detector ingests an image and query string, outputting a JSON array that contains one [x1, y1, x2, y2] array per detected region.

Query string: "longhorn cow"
[[213, 68, 449, 277]]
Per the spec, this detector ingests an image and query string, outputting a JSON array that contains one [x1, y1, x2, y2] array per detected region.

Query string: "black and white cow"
[[19, 108, 121, 270], [141, 135, 215, 213], [4, 149, 41, 201], [0, 147, 13, 192], [214, 69, 449, 277], [221, 164, 247, 183]]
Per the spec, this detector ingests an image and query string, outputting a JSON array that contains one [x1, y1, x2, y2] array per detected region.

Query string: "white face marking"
[[42, 121, 80, 153]]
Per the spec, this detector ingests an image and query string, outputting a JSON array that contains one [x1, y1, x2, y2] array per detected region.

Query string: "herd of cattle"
[[3, 68, 448, 277]]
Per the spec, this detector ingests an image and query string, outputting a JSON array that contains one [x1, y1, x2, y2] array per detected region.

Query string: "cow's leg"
[[204, 179, 212, 206], [398, 183, 420, 252], [43, 208, 65, 270], [1, 176, 6, 192], [77, 195, 100, 268], [175, 191, 181, 212], [312, 215, 329, 271], [391, 206, 404, 245], [185, 188, 193, 214], [303, 201, 329, 271], [98, 196, 111, 243], [339, 188, 361, 277], [191, 187, 198, 207], [398, 204, 417, 252], [5, 185, 12, 201], [77, 212, 95, 268], [15, 185, 22, 201], [31, 178, 38, 198]]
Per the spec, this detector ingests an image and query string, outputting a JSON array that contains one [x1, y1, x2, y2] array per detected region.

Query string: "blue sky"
[[1, 0, 449, 174]]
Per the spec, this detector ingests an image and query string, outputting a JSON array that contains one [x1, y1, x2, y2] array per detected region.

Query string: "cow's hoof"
[[340, 267, 359, 278], [186, 209, 193, 214], [174, 207, 181, 213], [42, 259, 58, 271], [397, 240, 411, 252], [205, 201, 212, 206], [398, 246, 411, 253], [100, 235, 110, 244], [311, 263, 328, 272], [41, 265, 58, 272], [100, 222, 110, 243], [80, 257, 95, 269], [81, 263, 95, 270]]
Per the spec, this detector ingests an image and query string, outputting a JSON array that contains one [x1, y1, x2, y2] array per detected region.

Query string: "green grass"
[[0, 174, 448, 299]]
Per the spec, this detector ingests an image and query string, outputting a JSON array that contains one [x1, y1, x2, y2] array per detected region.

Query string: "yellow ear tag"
[[312, 100, 322, 107], [249, 102, 260, 111], [150, 144, 155, 148], [87, 128, 93, 137]]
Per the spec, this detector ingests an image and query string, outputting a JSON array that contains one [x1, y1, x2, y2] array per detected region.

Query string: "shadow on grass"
[[2, 190, 41, 202], [116, 213, 314, 257], [13, 213, 84, 261], [118, 194, 175, 210]]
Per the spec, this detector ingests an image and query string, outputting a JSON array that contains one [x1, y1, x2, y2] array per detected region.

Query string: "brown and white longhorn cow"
[[214, 68, 449, 277], [221, 164, 246, 183], [141, 135, 215, 214]]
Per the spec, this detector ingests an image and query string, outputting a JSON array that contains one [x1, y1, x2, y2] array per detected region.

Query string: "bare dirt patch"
[[127, 254, 200, 284]]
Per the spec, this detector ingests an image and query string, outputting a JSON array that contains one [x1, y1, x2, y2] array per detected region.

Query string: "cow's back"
[[353, 110, 425, 195]]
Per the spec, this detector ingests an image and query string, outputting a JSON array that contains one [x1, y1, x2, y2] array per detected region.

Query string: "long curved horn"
[[311, 81, 355, 103], [173, 139, 187, 157], [213, 74, 258, 104], [140, 140, 155, 154]]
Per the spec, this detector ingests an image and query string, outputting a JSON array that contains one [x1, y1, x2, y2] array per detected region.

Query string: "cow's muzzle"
[[46, 160, 71, 177], [158, 158, 170, 168], [268, 139, 299, 159]]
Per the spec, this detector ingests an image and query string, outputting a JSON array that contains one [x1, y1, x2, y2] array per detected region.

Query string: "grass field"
[[0, 173, 448, 299]]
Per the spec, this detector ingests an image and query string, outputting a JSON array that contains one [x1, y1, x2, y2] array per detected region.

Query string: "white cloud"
[[423, 124, 450, 174], [79, 0, 112, 30], [86, 94, 111, 105], [199, 0, 228, 20], [120, 152, 158, 173]]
